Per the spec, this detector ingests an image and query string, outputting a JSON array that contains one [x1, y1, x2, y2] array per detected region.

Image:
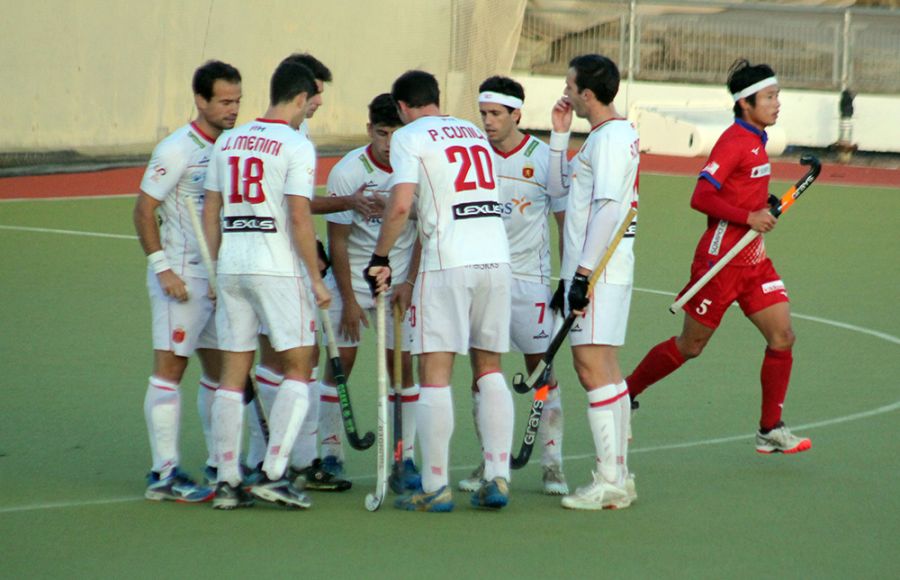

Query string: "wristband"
[[405, 279, 415, 287], [148, 250, 171, 274]]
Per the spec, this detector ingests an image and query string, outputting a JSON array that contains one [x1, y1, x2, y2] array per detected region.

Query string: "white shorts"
[[258, 278, 320, 339], [565, 281, 632, 347], [411, 264, 511, 355], [510, 278, 554, 355], [216, 274, 316, 352], [323, 286, 412, 350], [148, 269, 217, 357]]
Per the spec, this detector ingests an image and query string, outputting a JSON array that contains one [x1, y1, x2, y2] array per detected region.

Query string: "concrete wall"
[[515, 76, 899, 154]]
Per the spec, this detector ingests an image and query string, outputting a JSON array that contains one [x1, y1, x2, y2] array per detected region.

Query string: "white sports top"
[[325, 144, 416, 296], [140, 122, 217, 278], [204, 118, 316, 276], [390, 115, 509, 271]]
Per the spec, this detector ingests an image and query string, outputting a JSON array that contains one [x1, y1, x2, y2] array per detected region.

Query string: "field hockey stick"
[[512, 206, 639, 394], [390, 303, 404, 484], [320, 310, 375, 450], [510, 312, 564, 469], [365, 292, 390, 511], [669, 155, 822, 313], [185, 193, 270, 441]]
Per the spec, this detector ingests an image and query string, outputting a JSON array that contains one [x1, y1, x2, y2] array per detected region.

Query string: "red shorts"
[[677, 258, 789, 329]]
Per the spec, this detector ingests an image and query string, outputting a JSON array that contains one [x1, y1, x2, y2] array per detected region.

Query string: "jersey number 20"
[[228, 156, 266, 204], [445, 145, 495, 192]]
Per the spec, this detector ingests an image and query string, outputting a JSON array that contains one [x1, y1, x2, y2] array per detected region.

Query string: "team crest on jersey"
[[172, 327, 186, 344], [751, 163, 771, 178], [150, 164, 167, 183], [702, 161, 720, 176], [522, 166, 534, 179]]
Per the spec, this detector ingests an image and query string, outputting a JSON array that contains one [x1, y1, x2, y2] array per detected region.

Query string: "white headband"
[[732, 76, 778, 102], [478, 91, 524, 110]]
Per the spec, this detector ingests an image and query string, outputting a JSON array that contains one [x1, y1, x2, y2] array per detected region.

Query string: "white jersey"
[[140, 122, 217, 278], [494, 134, 566, 285], [204, 118, 316, 276], [390, 115, 509, 272], [561, 118, 639, 284], [325, 144, 417, 297]]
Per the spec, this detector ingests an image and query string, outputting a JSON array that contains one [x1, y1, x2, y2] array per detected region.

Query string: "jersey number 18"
[[228, 156, 266, 204]]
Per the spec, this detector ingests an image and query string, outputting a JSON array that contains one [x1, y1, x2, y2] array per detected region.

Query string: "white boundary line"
[[0, 192, 139, 203], [0, 228, 896, 515]]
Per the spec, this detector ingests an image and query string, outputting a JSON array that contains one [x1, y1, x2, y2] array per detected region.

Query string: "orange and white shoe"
[[756, 422, 812, 454]]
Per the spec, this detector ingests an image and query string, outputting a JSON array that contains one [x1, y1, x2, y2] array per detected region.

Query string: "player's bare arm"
[[747, 207, 777, 233], [133, 191, 188, 302], [200, 188, 223, 300], [391, 238, 421, 314], [327, 221, 368, 342], [551, 97, 573, 133], [312, 183, 383, 219], [288, 195, 331, 308], [370, 182, 415, 294]]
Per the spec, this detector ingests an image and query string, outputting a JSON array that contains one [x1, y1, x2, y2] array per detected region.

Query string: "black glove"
[[316, 239, 331, 278], [549, 279, 566, 314], [363, 253, 391, 297], [567, 273, 590, 313]]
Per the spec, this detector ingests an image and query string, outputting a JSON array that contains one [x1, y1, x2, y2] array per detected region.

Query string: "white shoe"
[[542, 464, 570, 496], [457, 462, 484, 492], [756, 422, 811, 454], [625, 473, 637, 505], [561, 472, 630, 511]]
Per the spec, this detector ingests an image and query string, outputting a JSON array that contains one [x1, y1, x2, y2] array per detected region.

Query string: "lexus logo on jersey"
[[452, 201, 503, 220], [522, 166, 534, 179]]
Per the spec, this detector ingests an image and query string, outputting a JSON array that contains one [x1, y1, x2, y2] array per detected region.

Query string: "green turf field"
[[1, 174, 897, 579]]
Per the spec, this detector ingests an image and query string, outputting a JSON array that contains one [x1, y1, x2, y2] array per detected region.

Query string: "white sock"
[[263, 379, 310, 480], [212, 389, 245, 486], [476, 372, 514, 482], [417, 385, 454, 492], [586, 384, 620, 485], [318, 384, 344, 460], [539, 383, 564, 468], [246, 365, 281, 469], [291, 379, 320, 469], [197, 376, 218, 468], [613, 381, 630, 487], [401, 385, 419, 460], [144, 376, 181, 477]]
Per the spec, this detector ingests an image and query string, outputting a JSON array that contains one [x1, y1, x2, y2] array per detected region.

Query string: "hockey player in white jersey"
[[134, 60, 242, 503]]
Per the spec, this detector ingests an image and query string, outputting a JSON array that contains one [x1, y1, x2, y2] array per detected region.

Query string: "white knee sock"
[[144, 376, 181, 477], [476, 372, 514, 482], [539, 384, 564, 467], [389, 385, 420, 460], [197, 376, 218, 468], [212, 388, 244, 486], [613, 381, 630, 487], [291, 379, 320, 469], [318, 383, 344, 460], [586, 383, 622, 486], [263, 379, 310, 481], [246, 365, 281, 469], [417, 385, 454, 492]]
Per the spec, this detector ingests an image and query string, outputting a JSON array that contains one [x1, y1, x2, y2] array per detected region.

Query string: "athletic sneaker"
[[212, 481, 255, 510], [321, 455, 345, 478], [542, 464, 570, 496], [756, 422, 812, 454], [251, 477, 313, 509], [145, 468, 214, 503], [471, 477, 510, 509], [457, 461, 484, 492], [290, 458, 352, 492], [242, 462, 265, 487], [389, 458, 422, 494], [561, 471, 630, 511], [394, 485, 455, 512]]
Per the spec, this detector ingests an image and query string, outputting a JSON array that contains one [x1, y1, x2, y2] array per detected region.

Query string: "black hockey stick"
[[321, 310, 375, 451], [512, 207, 639, 394], [243, 375, 270, 443], [389, 303, 405, 488]]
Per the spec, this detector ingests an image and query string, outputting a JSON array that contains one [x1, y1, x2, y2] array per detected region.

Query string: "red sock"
[[626, 337, 686, 398], [760, 347, 793, 431]]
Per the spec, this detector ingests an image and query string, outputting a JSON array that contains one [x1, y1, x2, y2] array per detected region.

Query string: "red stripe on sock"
[[589, 389, 629, 408], [420, 384, 449, 389], [474, 369, 502, 382], [401, 394, 419, 402], [255, 375, 281, 387], [199, 381, 217, 391], [320, 395, 340, 403]]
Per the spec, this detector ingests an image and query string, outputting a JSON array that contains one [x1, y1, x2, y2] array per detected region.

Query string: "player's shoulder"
[[521, 134, 548, 158], [156, 123, 211, 155], [331, 145, 372, 176]]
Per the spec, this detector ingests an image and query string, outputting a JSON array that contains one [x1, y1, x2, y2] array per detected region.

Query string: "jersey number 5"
[[445, 145, 495, 192], [228, 156, 266, 204]]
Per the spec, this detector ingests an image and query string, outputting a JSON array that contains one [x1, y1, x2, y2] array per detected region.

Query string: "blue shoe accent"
[[389, 458, 423, 494], [145, 468, 214, 503], [321, 455, 344, 478], [394, 485, 454, 512], [471, 477, 509, 509]]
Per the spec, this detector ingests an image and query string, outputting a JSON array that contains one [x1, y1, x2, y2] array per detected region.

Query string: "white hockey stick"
[[365, 292, 390, 511]]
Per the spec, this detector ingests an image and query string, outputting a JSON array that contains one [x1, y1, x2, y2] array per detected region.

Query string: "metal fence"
[[513, 0, 900, 94]]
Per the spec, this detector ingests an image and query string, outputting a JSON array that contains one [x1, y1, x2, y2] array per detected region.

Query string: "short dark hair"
[[192, 60, 241, 101], [391, 70, 440, 108], [270, 61, 318, 106], [478, 76, 525, 113], [280, 52, 332, 83], [568, 54, 619, 105], [368, 93, 402, 127], [728, 59, 776, 117]]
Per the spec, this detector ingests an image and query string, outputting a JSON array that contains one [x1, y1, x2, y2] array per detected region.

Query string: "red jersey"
[[692, 120, 771, 267]]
